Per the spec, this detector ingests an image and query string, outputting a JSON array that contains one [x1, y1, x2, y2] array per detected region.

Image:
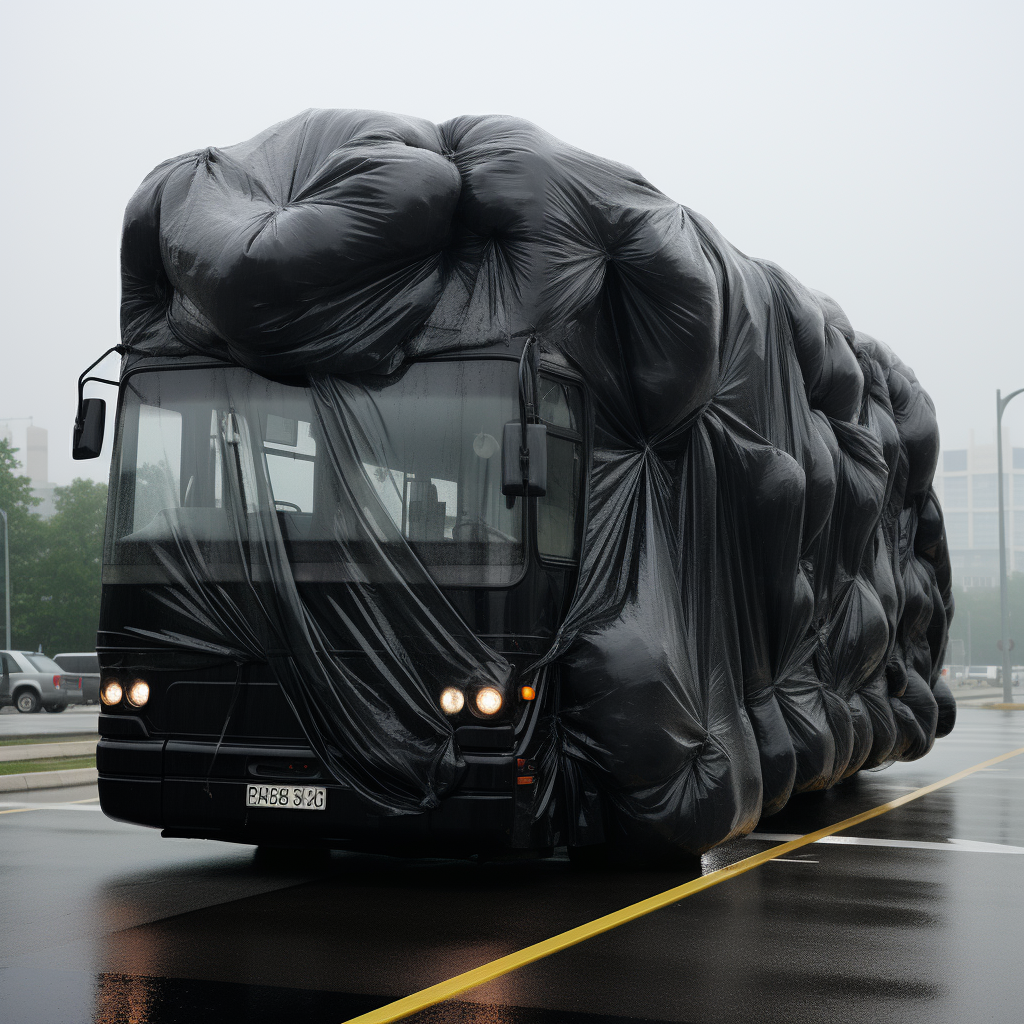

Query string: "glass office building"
[[933, 439, 1024, 589]]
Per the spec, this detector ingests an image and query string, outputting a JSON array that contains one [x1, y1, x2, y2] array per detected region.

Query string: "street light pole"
[[997, 387, 1024, 703], [0, 508, 9, 650]]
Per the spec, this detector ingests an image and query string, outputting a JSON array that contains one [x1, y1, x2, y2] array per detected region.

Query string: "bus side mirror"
[[72, 398, 106, 460], [502, 422, 547, 498]]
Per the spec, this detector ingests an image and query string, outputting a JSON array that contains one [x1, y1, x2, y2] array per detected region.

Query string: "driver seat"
[[407, 483, 446, 541]]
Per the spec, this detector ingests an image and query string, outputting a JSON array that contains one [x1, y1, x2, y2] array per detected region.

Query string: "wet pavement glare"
[[1, 709, 1022, 1024]]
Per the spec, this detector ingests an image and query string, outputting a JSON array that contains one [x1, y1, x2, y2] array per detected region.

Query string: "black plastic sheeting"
[[118, 109, 954, 853]]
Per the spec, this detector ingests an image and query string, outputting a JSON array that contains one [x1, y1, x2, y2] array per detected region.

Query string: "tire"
[[15, 690, 41, 714], [44, 703, 67, 713]]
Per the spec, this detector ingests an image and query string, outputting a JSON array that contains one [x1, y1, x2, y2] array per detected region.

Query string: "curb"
[[957, 701, 1024, 709], [0, 767, 98, 793]]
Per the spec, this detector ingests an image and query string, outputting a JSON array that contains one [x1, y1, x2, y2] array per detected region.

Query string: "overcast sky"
[[1, 0, 1021, 487]]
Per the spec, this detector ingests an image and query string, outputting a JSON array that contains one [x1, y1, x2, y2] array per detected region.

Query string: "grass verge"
[[0, 756, 96, 775], [0, 733, 97, 748]]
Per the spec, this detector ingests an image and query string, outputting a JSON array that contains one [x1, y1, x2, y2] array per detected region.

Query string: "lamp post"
[[997, 387, 1023, 703], [0, 508, 9, 649], [966, 607, 972, 671]]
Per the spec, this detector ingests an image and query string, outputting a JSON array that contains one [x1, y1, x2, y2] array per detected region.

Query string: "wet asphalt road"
[[0, 705, 99, 737], [2, 709, 1023, 1024]]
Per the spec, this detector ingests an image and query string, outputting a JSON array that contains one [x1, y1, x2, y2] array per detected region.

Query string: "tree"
[[1, 439, 109, 652], [0, 438, 44, 648], [18, 479, 109, 654]]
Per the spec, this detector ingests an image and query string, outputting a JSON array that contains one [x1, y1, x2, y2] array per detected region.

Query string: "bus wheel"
[[15, 690, 40, 714]]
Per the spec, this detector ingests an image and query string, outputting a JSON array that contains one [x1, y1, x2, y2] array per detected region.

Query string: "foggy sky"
[[1, 0, 1021, 487]]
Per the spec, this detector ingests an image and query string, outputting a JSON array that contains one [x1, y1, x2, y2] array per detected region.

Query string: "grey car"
[[53, 652, 101, 705], [0, 651, 79, 713]]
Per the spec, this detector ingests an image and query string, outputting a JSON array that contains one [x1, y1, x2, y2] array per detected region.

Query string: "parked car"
[[53, 652, 101, 704], [0, 651, 80, 713]]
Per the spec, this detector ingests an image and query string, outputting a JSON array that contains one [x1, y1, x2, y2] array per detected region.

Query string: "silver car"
[[53, 652, 101, 705], [0, 651, 80, 713]]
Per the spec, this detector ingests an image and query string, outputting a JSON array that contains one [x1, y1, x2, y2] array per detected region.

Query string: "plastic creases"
[[117, 109, 953, 852]]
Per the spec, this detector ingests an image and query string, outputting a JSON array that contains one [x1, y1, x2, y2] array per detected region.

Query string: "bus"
[[74, 109, 954, 862]]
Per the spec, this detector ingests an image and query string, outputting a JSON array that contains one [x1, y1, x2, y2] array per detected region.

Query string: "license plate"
[[245, 784, 327, 811]]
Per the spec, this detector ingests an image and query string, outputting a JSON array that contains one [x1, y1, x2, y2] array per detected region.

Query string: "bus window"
[[537, 378, 582, 432], [112, 361, 526, 587], [339, 359, 524, 585], [536, 377, 584, 562], [537, 436, 582, 560], [132, 404, 182, 532], [264, 418, 316, 513]]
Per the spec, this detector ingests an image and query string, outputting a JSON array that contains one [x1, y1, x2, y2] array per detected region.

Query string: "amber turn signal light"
[[520, 685, 536, 701]]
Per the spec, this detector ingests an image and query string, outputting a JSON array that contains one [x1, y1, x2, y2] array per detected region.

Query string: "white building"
[[0, 421, 57, 518], [932, 434, 1024, 589]]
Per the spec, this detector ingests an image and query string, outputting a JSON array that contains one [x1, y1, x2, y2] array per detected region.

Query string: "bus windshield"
[[111, 361, 527, 586]]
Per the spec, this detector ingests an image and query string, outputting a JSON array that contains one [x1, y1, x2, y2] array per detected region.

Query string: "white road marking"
[[749, 833, 1024, 854]]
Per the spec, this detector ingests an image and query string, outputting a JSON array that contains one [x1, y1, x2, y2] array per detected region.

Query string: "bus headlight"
[[439, 687, 465, 715], [127, 679, 150, 707], [101, 679, 123, 706], [474, 687, 503, 716]]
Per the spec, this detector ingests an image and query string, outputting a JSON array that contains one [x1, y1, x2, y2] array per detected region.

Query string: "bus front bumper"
[[97, 736, 516, 853]]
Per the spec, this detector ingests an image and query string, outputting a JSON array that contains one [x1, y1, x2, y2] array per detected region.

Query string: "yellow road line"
[[342, 744, 1024, 1024], [0, 796, 99, 815]]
